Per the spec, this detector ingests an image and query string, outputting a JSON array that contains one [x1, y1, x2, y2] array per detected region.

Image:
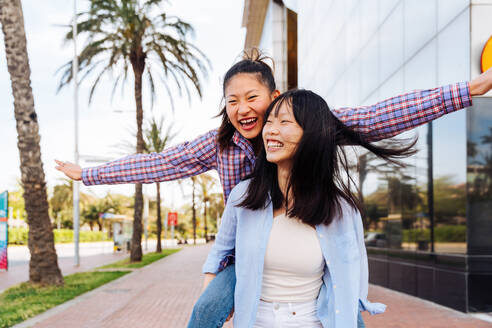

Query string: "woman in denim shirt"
[[199, 89, 416, 327]]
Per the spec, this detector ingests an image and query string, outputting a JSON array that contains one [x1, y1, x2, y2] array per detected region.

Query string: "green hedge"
[[402, 225, 466, 243], [8, 228, 110, 245]]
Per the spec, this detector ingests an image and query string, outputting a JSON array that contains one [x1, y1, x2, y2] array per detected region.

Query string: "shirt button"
[[274, 304, 279, 310], [319, 234, 324, 238], [333, 285, 337, 289], [336, 309, 340, 314], [326, 261, 330, 265]]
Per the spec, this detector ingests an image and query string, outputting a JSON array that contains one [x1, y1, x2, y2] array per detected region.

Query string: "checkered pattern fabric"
[[82, 82, 471, 203]]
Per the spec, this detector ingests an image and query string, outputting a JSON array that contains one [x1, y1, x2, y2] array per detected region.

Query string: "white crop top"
[[260, 213, 325, 303]]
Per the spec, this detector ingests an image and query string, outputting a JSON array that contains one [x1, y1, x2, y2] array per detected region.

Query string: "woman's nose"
[[238, 102, 250, 115], [265, 125, 279, 135]]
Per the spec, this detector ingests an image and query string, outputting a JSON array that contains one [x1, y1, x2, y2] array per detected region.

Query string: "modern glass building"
[[242, 0, 492, 312]]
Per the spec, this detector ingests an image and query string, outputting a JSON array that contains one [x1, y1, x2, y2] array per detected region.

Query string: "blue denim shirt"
[[203, 180, 386, 328]]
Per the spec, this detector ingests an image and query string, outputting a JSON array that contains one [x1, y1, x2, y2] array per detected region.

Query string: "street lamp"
[[72, 0, 80, 267]]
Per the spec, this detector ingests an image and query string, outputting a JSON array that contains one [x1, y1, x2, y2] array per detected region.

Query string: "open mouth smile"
[[239, 118, 258, 131], [266, 139, 284, 150]]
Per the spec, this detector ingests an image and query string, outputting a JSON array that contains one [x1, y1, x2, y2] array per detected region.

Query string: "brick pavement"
[[362, 285, 492, 328], [14, 242, 491, 328], [19, 243, 229, 328]]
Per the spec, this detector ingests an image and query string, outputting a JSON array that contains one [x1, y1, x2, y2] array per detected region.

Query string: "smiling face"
[[262, 101, 304, 169], [224, 73, 279, 140]]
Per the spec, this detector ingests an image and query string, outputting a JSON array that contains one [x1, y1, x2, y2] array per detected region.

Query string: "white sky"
[[0, 0, 245, 208]]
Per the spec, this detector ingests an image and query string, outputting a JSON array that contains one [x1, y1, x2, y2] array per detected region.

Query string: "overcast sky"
[[0, 0, 245, 208]]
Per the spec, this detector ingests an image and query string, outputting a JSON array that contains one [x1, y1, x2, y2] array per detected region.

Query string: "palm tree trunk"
[[0, 0, 63, 285], [192, 177, 197, 245], [203, 201, 208, 242], [130, 54, 145, 262], [156, 182, 162, 253]]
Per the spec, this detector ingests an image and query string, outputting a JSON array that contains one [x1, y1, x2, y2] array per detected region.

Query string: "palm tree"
[[0, 0, 63, 285], [191, 176, 197, 245], [196, 174, 217, 242], [57, 0, 209, 261], [143, 116, 176, 252]]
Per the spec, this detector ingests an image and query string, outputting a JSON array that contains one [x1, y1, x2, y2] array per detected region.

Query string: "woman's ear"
[[272, 90, 281, 99]]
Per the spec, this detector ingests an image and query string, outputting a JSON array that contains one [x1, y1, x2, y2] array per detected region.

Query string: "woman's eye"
[[281, 120, 290, 123], [248, 95, 257, 100], [228, 100, 236, 104]]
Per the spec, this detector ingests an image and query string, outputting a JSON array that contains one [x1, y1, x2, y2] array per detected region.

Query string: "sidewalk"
[[1, 242, 130, 292], [0, 252, 128, 293], [14, 243, 491, 328], [1, 240, 168, 292]]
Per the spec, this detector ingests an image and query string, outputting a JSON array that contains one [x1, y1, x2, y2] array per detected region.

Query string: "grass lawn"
[[0, 248, 181, 328], [99, 248, 181, 269], [0, 271, 129, 328]]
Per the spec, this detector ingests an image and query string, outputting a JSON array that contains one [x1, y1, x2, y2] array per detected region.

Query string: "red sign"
[[167, 212, 178, 226]]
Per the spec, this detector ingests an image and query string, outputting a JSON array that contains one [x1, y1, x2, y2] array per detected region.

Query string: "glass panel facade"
[[433, 109, 467, 254], [363, 107, 469, 255], [361, 125, 430, 252], [467, 97, 492, 256]]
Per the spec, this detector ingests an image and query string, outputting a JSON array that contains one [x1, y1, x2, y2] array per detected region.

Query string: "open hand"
[[470, 67, 492, 96], [54, 159, 82, 181]]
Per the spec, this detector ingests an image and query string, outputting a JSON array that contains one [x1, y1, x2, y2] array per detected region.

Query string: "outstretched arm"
[[333, 68, 492, 142], [55, 130, 218, 185]]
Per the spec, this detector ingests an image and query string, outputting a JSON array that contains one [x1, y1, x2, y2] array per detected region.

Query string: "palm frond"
[[57, 0, 210, 116]]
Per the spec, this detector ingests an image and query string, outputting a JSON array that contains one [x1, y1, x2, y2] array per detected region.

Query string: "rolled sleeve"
[[81, 167, 104, 186], [441, 82, 473, 114]]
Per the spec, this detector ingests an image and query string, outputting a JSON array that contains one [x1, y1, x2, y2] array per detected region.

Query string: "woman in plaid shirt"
[[56, 50, 491, 327]]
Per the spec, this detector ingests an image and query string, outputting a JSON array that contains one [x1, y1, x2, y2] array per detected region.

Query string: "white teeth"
[[267, 141, 283, 148], [240, 118, 257, 124]]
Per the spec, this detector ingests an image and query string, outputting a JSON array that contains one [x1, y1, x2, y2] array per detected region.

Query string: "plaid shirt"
[[82, 82, 472, 203]]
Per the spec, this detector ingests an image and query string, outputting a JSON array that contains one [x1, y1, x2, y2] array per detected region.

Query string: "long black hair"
[[239, 89, 417, 227], [217, 48, 276, 151]]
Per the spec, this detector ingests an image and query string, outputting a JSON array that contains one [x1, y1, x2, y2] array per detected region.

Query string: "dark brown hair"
[[217, 48, 276, 151], [239, 89, 417, 227]]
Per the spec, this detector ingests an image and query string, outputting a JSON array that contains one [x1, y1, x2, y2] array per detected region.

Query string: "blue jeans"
[[188, 264, 366, 328]]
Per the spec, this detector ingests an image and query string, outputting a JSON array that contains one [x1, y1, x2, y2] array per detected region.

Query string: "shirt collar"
[[232, 130, 256, 163]]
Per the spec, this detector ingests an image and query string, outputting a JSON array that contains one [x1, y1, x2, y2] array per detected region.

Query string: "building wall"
[[298, 0, 470, 107], [259, 1, 288, 91], [295, 0, 492, 312]]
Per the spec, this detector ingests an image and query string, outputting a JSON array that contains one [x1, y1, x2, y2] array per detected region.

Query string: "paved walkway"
[[1, 242, 132, 292], [1, 251, 128, 293], [1, 240, 182, 292], [13, 243, 491, 328]]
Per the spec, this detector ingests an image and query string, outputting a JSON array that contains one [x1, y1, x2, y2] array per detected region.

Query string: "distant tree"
[[196, 174, 218, 242], [191, 176, 197, 244], [143, 116, 176, 252], [50, 179, 92, 229], [8, 186, 26, 221]]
